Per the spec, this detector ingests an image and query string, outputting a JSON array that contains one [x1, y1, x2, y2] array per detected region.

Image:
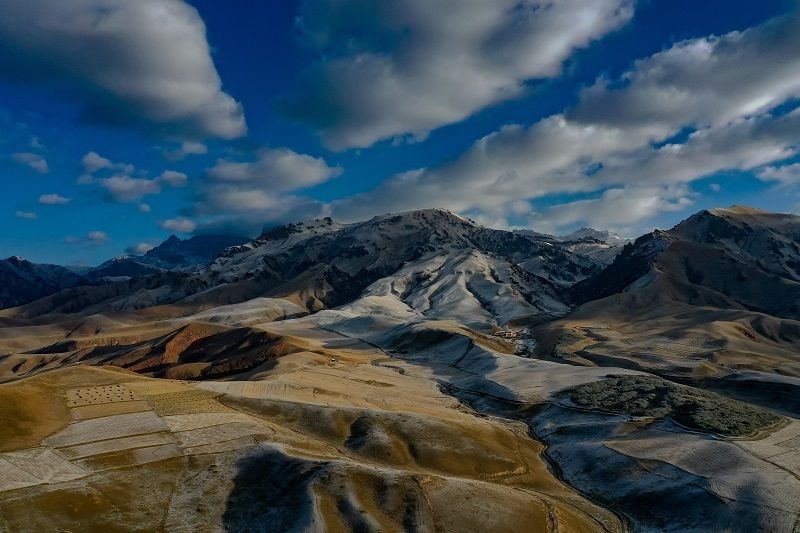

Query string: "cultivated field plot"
[[0, 448, 87, 492], [44, 411, 169, 448], [66, 384, 141, 407], [163, 412, 256, 432], [175, 422, 266, 449], [0, 381, 271, 497], [737, 420, 800, 473], [198, 380, 289, 399], [607, 429, 800, 515], [144, 389, 234, 416], [58, 432, 177, 460], [70, 400, 151, 420]]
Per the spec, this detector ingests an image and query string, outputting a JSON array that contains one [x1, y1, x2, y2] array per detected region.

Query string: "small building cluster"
[[493, 330, 520, 339], [493, 328, 536, 356]]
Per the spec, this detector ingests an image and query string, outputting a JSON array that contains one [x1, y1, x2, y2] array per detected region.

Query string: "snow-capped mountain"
[[8, 209, 599, 323], [190, 209, 595, 322], [559, 227, 628, 245], [556, 228, 630, 265], [514, 226, 630, 265]]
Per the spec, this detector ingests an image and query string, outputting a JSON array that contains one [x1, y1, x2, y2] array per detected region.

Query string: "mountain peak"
[[368, 208, 475, 228]]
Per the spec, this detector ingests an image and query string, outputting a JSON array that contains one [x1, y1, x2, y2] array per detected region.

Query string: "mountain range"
[[1, 205, 799, 532]]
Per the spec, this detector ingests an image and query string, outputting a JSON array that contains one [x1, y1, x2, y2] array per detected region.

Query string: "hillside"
[[1, 206, 800, 531], [541, 206, 800, 416], [0, 256, 90, 308]]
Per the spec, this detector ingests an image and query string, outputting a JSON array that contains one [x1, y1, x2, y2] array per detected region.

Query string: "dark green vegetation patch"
[[567, 375, 782, 437]]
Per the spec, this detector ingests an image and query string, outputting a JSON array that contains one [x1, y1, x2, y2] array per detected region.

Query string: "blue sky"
[[1, 0, 798, 265]]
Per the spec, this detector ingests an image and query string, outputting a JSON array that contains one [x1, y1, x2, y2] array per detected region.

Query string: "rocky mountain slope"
[[541, 206, 800, 415], [557, 228, 630, 265], [5, 209, 602, 326], [514, 227, 629, 265], [0, 256, 90, 308], [87, 233, 249, 281], [571, 206, 800, 317], [196, 209, 597, 324]]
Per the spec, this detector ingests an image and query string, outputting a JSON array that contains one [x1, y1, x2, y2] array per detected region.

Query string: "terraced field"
[[0, 330, 621, 532]]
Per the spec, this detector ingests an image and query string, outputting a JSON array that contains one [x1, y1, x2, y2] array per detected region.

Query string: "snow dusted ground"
[[359, 251, 568, 328], [282, 301, 800, 532]]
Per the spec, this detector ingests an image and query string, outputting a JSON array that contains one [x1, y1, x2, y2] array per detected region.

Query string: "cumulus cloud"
[[162, 217, 196, 233], [79, 151, 135, 184], [82, 151, 113, 173], [184, 147, 339, 233], [759, 162, 800, 185], [284, 0, 634, 149], [331, 11, 800, 231], [125, 242, 154, 255], [11, 152, 48, 173], [99, 175, 162, 202], [98, 170, 188, 202], [39, 193, 70, 205], [163, 141, 208, 161], [158, 170, 188, 187], [567, 13, 800, 135], [15, 210, 36, 219], [65, 230, 108, 245], [0, 0, 246, 139], [87, 230, 108, 243], [540, 185, 695, 232], [208, 148, 342, 191], [138, 203, 152, 213]]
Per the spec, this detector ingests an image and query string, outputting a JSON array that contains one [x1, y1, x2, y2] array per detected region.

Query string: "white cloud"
[[161, 217, 196, 233], [0, 0, 246, 139], [82, 151, 113, 173], [189, 147, 341, 232], [164, 140, 207, 161], [285, 0, 633, 149], [567, 13, 800, 136], [15, 210, 36, 219], [158, 170, 188, 187], [138, 203, 152, 213], [39, 193, 70, 205], [541, 185, 695, 232], [99, 175, 162, 202], [87, 230, 107, 243], [99, 170, 188, 202], [709, 183, 721, 192], [759, 162, 800, 185], [125, 242, 154, 255], [208, 148, 341, 191], [331, 11, 800, 231], [65, 230, 108, 245], [11, 152, 48, 173]]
